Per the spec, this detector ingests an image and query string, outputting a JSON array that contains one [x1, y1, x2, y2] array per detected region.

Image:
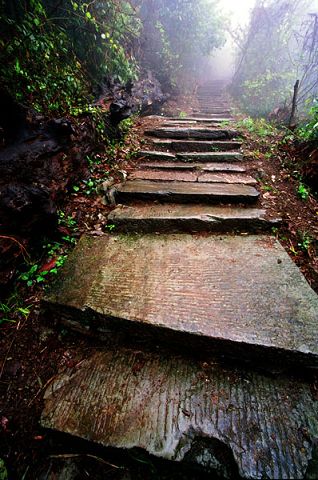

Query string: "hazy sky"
[[220, 0, 255, 27]]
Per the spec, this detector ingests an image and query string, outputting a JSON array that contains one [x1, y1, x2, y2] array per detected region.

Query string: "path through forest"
[[40, 81, 318, 479]]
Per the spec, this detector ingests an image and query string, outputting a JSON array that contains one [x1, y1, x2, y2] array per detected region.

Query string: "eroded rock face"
[[0, 92, 88, 290], [96, 71, 169, 124]]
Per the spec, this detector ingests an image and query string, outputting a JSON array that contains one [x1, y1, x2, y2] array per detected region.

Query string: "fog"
[[207, 0, 318, 82]]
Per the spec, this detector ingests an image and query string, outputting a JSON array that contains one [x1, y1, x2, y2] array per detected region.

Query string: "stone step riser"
[[151, 140, 242, 152], [109, 205, 281, 234], [166, 117, 233, 123], [146, 128, 238, 140], [115, 181, 259, 205], [138, 162, 247, 173], [129, 170, 257, 185]]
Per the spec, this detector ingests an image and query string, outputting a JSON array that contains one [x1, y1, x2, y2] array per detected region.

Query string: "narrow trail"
[[40, 81, 318, 478]]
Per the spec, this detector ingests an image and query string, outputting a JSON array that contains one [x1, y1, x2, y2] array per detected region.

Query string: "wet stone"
[[108, 204, 281, 234], [129, 169, 257, 185], [43, 234, 318, 369], [166, 117, 233, 123], [151, 139, 243, 152], [137, 150, 176, 161], [41, 346, 318, 479], [138, 162, 247, 173], [146, 128, 238, 140], [114, 180, 259, 204], [176, 152, 243, 162]]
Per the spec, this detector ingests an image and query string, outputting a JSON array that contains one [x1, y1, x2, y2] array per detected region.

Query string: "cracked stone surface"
[[43, 234, 318, 369], [41, 346, 318, 479]]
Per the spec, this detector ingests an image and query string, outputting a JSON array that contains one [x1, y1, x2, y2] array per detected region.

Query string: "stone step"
[[109, 204, 281, 233], [167, 117, 233, 123], [151, 139, 242, 152], [41, 345, 318, 479], [189, 113, 233, 118], [146, 128, 238, 140], [115, 180, 259, 204], [43, 234, 318, 370], [138, 162, 247, 173], [162, 121, 226, 128], [195, 107, 231, 112], [139, 150, 243, 162], [129, 169, 257, 185], [177, 152, 243, 162], [137, 150, 176, 161]]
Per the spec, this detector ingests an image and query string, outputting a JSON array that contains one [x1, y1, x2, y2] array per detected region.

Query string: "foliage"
[[0, 0, 140, 114], [0, 0, 226, 116], [231, 0, 316, 118], [0, 459, 8, 480], [0, 292, 31, 325], [138, 0, 226, 88], [297, 230, 313, 252], [297, 181, 310, 200], [297, 103, 318, 141], [235, 117, 277, 137], [19, 255, 67, 286]]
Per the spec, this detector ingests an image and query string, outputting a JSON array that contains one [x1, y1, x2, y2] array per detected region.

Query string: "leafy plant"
[[58, 210, 78, 231], [105, 223, 116, 232], [19, 255, 67, 287], [297, 102, 318, 142], [297, 182, 310, 201], [0, 293, 31, 325], [236, 117, 276, 137], [0, 458, 8, 480], [297, 230, 313, 253]]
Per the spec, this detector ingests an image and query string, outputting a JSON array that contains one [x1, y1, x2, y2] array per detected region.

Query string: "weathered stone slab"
[[190, 113, 233, 119], [41, 346, 318, 479], [198, 109, 231, 115], [129, 169, 256, 185], [138, 162, 247, 173], [198, 172, 257, 184], [115, 180, 259, 204], [167, 117, 233, 123], [146, 128, 238, 140], [129, 169, 198, 182], [151, 139, 242, 152], [137, 150, 176, 161], [43, 234, 318, 369], [109, 204, 281, 233], [176, 152, 243, 162]]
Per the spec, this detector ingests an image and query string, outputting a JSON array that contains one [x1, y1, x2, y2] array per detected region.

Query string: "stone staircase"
[[40, 81, 318, 478]]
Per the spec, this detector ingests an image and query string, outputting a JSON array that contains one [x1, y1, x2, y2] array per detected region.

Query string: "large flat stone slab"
[[138, 161, 247, 173], [151, 139, 242, 152], [176, 152, 243, 162], [189, 113, 233, 119], [115, 180, 259, 204], [137, 150, 176, 161], [167, 117, 233, 123], [129, 169, 257, 185], [109, 204, 281, 233], [43, 234, 318, 369], [146, 128, 238, 140], [139, 151, 243, 163], [130, 169, 198, 182], [41, 346, 318, 479]]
